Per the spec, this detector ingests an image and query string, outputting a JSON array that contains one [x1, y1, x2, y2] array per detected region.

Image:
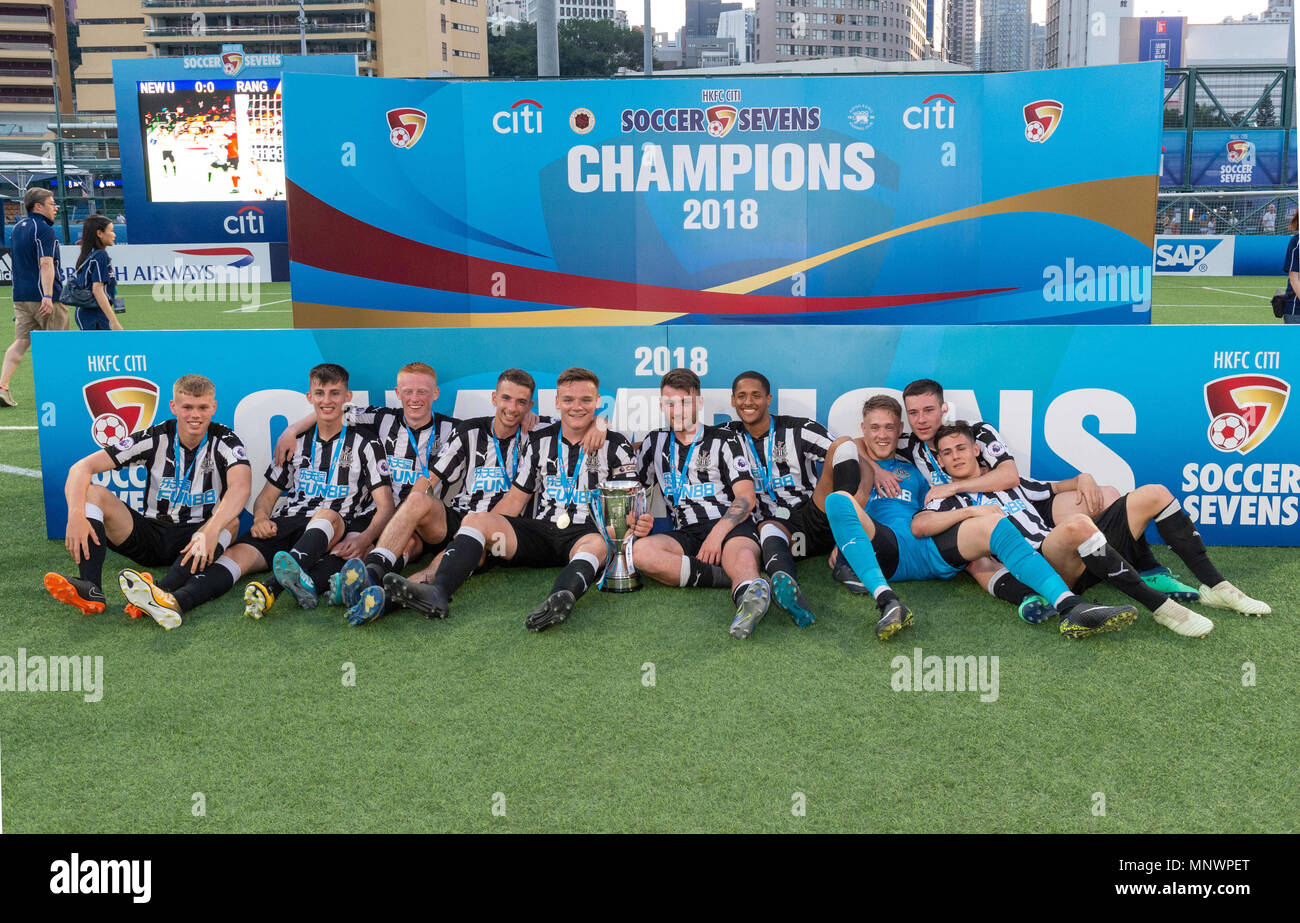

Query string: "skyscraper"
[[979, 0, 1029, 72]]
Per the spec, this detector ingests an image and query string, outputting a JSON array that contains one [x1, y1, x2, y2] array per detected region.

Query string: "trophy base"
[[601, 576, 641, 593]]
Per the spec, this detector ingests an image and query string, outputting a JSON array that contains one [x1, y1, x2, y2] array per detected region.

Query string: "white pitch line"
[[1201, 286, 1270, 300], [0, 425, 37, 430], [0, 463, 40, 478], [223, 298, 293, 313]]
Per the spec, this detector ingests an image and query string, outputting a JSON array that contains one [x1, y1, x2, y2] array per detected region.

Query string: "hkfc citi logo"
[[1204, 374, 1289, 454], [1226, 139, 1255, 165], [706, 105, 738, 138], [220, 45, 245, 77], [1023, 100, 1063, 143], [84, 377, 160, 448], [386, 108, 427, 149]]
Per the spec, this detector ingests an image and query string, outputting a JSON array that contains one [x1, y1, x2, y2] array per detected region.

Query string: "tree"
[[489, 20, 646, 78]]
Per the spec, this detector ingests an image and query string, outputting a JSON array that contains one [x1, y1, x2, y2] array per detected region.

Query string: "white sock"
[[85, 503, 104, 522], [373, 547, 397, 566], [305, 518, 335, 543], [217, 556, 242, 582]]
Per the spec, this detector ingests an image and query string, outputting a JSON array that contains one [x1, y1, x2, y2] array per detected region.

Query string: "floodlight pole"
[[537, 0, 559, 76], [50, 49, 69, 241], [298, 0, 308, 55], [643, 0, 652, 76]]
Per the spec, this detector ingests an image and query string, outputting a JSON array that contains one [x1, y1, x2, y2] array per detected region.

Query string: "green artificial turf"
[[0, 277, 1295, 833]]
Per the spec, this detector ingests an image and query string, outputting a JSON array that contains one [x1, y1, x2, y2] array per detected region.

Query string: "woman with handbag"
[[69, 214, 124, 331], [1282, 211, 1299, 325]]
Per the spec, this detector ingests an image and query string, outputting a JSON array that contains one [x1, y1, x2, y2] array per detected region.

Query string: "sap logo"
[[902, 94, 955, 130], [223, 206, 264, 235], [494, 99, 543, 134], [1155, 242, 1219, 270]]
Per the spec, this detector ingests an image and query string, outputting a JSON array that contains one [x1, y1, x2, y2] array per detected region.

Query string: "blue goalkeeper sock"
[[988, 517, 1072, 608], [824, 492, 890, 600]]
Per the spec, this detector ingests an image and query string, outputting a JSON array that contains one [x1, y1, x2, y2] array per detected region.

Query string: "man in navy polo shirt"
[[1, 187, 66, 407]]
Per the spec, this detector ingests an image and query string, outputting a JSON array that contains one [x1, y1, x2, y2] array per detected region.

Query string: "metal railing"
[[144, 22, 372, 36]]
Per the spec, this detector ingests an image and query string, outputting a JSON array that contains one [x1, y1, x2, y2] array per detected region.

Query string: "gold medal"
[[557, 511, 571, 530], [776, 507, 791, 520]]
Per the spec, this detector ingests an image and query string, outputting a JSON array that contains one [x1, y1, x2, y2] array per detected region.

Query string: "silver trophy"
[[590, 479, 648, 593]]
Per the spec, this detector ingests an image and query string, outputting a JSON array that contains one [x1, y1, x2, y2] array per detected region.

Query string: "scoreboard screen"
[[136, 78, 284, 203]]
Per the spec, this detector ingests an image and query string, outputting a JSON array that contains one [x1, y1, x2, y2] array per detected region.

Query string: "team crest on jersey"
[[771, 441, 789, 464], [338, 448, 355, 469], [585, 453, 601, 470], [199, 456, 215, 474], [696, 451, 712, 472]]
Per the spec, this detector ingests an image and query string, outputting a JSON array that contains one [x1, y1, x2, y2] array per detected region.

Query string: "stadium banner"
[[32, 324, 1298, 546], [284, 63, 1164, 328], [1188, 130, 1287, 188], [113, 53, 357, 246], [56, 242, 279, 286], [1233, 234, 1296, 276], [1160, 130, 1185, 187], [1152, 235, 1235, 275]]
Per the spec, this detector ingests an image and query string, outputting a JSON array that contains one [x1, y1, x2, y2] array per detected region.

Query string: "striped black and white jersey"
[[899, 421, 1015, 487], [724, 415, 831, 520], [346, 404, 458, 504], [433, 415, 540, 514], [512, 422, 636, 527], [636, 425, 753, 528], [265, 425, 391, 521], [925, 483, 1054, 549], [103, 420, 249, 525]]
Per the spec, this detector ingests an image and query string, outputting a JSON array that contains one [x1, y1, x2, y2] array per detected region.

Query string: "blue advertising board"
[[32, 324, 1299, 546], [1160, 130, 1185, 187], [1138, 17, 1184, 70], [284, 64, 1164, 327], [1190, 130, 1288, 188], [114, 52, 356, 245]]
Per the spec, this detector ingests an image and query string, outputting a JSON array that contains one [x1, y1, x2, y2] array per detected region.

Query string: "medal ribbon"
[[491, 428, 521, 483], [405, 425, 431, 480], [309, 424, 348, 490], [742, 418, 780, 512], [667, 427, 702, 507], [171, 429, 209, 505], [558, 441, 586, 519]]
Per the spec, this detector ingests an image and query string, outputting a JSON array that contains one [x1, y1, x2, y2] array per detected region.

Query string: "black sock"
[[158, 557, 192, 592], [551, 557, 598, 600], [310, 554, 346, 591], [732, 579, 754, 606], [172, 562, 235, 614], [79, 518, 108, 589], [289, 524, 332, 571], [875, 587, 901, 614], [1130, 535, 1161, 572], [1078, 535, 1167, 612], [431, 532, 485, 597], [761, 533, 797, 580], [684, 557, 729, 588], [1154, 502, 1224, 587], [364, 550, 397, 585], [832, 458, 860, 494], [990, 570, 1035, 606]]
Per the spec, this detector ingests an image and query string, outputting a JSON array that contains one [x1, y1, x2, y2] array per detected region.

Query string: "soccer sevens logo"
[[221, 51, 244, 77], [1023, 99, 1063, 143], [83, 376, 160, 448], [1226, 139, 1255, 165], [706, 105, 738, 138], [1204, 374, 1290, 455], [386, 108, 428, 149]]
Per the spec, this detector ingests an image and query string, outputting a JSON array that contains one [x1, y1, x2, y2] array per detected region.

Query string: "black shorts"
[[661, 518, 759, 557], [760, 498, 835, 559], [111, 511, 200, 566], [422, 504, 462, 556], [233, 514, 313, 565], [504, 516, 600, 568], [1032, 496, 1056, 529], [866, 522, 967, 582], [1071, 495, 1138, 593]]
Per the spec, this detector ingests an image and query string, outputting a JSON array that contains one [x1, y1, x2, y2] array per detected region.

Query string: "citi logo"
[[902, 94, 955, 130], [224, 205, 264, 235], [1042, 259, 1151, 303], [50, 853, 152, 903], [494, 99, 543, 134]]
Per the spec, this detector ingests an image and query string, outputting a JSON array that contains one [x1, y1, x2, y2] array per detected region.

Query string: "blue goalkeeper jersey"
[[865, 457, 925, 531]]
